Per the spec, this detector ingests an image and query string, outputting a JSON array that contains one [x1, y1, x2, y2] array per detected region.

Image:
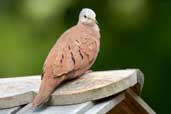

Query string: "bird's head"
[[78, 8, 98, 26]]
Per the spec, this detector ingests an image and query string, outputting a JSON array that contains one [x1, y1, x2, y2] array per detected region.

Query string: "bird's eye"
[[84, 15, 87, 18]]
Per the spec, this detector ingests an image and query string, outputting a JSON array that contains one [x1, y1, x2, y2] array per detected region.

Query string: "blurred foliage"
[[0, 0, 171, 113]]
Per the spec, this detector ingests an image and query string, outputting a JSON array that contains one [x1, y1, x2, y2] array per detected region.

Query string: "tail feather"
[[32, 75, 65, 107], [32, 92, 51, 108]]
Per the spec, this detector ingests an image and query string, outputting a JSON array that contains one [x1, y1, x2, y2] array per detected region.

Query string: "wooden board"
[[16, 102, 93, 114], [1, 91, 156, 114], [16, 93, 125, 114], [0, 69, 143, 109], [0, 76, 40, 109], [84, 93, 125, 114], [107, 89, 156, 114], [0, 107, 20, 114]]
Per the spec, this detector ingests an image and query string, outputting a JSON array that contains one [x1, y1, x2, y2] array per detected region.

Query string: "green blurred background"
[[0, 0, 170, 113]]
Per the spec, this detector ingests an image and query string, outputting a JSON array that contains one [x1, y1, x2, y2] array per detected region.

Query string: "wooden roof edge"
[[129, 69, 144, 95], [0, 69, 145, 109]]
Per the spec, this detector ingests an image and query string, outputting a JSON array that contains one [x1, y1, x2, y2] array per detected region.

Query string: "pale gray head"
[[78, 8, 97, 25]]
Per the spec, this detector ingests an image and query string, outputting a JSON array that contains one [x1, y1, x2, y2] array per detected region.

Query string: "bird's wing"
[[52, 32, 98, 78]]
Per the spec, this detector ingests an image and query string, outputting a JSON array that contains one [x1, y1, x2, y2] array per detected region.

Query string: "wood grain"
[[107, 89, 156, 114], [0, 69, 143, 109]]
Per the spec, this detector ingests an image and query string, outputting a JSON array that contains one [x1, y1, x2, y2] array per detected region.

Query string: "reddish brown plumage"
[[32, 10, 100, 107]]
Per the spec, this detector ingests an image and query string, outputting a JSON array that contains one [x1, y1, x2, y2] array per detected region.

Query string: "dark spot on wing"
[[84, 52, 90, 58], [79, 49, 84, 60], [75, 40, 79, 43], [60, 54, 64, 64], [89, 58, 94, 64], [70, 52, 76, 65], [68, 45, 71, 50]]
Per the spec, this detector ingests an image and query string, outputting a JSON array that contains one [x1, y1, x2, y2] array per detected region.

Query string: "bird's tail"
[[32, 75, 65, 108], [32, 91, 51, 108]]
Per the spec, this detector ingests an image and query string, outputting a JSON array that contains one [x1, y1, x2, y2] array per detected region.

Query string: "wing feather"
[[43, 26, 98, 78]]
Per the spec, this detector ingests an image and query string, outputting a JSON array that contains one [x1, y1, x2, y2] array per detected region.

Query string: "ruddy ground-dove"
[[32, 8, 100, 107]]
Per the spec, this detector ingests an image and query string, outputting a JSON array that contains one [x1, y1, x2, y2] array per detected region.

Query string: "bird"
[[32, 8, 100, 108]]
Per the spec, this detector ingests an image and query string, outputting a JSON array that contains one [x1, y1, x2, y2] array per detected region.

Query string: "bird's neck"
[[77, 22, 100, 37], [78, 22, 99, 31]]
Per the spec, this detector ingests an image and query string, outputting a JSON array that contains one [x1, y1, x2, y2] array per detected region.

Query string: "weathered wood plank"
[[108, 89, 156, 114], [0, 107, 20, 114], [85, 93, 125, 114], [0, 69, 144, 109], [50, 69, 139, 105], [0, 76, 40, 97], [16, 93, 125, 114], [125, 89, 156, 114], [0, 76, 39, 109], [16, 102, 94, 114]]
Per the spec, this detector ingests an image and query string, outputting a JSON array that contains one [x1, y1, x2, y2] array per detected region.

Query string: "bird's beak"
[[89, 17, 98, 25]]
